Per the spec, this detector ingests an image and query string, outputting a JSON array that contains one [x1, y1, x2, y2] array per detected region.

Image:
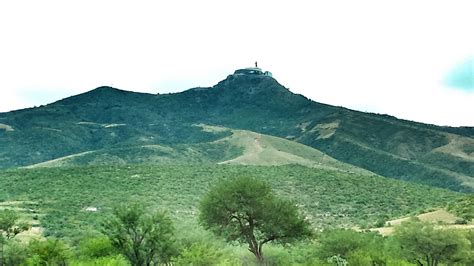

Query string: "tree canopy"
[[0, 209, 29, 240], [0, 209, 30, 266], [199, 176, 311, 262], [102, 203, 176, 266], [394, 218, 470, 266], [447, 195, 474, 222]]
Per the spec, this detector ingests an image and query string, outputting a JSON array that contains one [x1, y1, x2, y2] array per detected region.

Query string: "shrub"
[[77, 235, 116, 259], [174, 242, 236, 266], [27, 238, 72, 265]]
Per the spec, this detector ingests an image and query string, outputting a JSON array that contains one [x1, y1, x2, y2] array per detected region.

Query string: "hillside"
[[25, 124, 370, 176], [0, 73, 473, 191], [0, 165, 461, 239]]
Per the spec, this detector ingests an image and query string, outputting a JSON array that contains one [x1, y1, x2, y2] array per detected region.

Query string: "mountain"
[[0, 72, 473, 192]]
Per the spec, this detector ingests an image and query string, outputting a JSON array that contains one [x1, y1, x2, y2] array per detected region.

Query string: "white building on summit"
[[233, 62, 273, 77]]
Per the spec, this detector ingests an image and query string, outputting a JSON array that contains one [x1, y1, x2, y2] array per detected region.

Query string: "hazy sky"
[[0, 1, 473, 126]]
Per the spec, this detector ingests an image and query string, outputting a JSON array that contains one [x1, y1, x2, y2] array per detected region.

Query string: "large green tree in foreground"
[[199, 176, 311, 262], [394, 219, 470, 266], [102, 203, 176, 266]]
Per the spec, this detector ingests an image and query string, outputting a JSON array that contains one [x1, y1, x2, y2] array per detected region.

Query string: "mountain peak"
[[89, 86, 124, 94], [55, 86, 139, 106], [215, 68, 288, 93], [93, 85, 116, 90]]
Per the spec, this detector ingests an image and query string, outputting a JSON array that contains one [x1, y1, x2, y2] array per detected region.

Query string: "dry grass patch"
[[370, 209, 474, 236], [0, 123, 14, 131]]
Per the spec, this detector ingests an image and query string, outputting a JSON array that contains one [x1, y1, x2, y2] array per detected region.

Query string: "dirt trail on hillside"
[[25, 151, 94, 168], [218, 133, 264, 164], [218, 131, 326, 167], [433, 134, 474, 161]]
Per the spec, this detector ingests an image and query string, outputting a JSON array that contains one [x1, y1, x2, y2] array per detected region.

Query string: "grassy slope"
[[0, 165, 461, 240], [24, 142, 243, 168], [296, 114, 474, 192], [25, 124, 371, 175]]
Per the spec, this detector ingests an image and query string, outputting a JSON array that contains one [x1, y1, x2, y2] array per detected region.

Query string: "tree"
[[27, 238, 71, 265], [0, 209, 29, 240], [0, 209, 29, 266], [3, 241, 29, 266], [77, 235, 116, 259], [316, 229, 387, 265], [394, 218, 470, 266], [199, 176, 311, 262], [102, 203, 176, 266], [463, 230, 474, 265], [447, 195, 474, 222]]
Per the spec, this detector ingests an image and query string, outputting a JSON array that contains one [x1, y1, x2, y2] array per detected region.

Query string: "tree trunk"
[[254, 248, 264, 264], [248, 238, 264, 264], [0, 240, 3, 266]]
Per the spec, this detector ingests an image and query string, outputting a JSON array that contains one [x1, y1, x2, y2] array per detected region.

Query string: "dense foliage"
[[447, 195, 474, 222], [0, 165, 461, 239], [1, 209, 473, 265]]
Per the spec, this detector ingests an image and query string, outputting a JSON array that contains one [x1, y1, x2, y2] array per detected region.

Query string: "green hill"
[[0, 164, 461, 239], [0, 74, 473, 191]]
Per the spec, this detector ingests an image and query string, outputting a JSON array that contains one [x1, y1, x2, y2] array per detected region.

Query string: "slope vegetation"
[[0, 165, 462, 239], [25, 124, 370, 175]]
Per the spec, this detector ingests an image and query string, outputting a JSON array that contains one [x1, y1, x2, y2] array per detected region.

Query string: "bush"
[[77, 235, 116, 259], [27, 238, 72, 265], [102, 203, 177, 265], [174, 242, 236, 266], [316, 229, 386, 265], [374, 219, 386, 228], [4, 240, 29, 266], [70, 255, 130, 266], [454, 219, 468, 225], [256, 245, 293, 266]]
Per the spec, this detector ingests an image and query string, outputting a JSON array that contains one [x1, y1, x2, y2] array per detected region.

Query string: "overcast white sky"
[[0, 1, 473, 126]]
